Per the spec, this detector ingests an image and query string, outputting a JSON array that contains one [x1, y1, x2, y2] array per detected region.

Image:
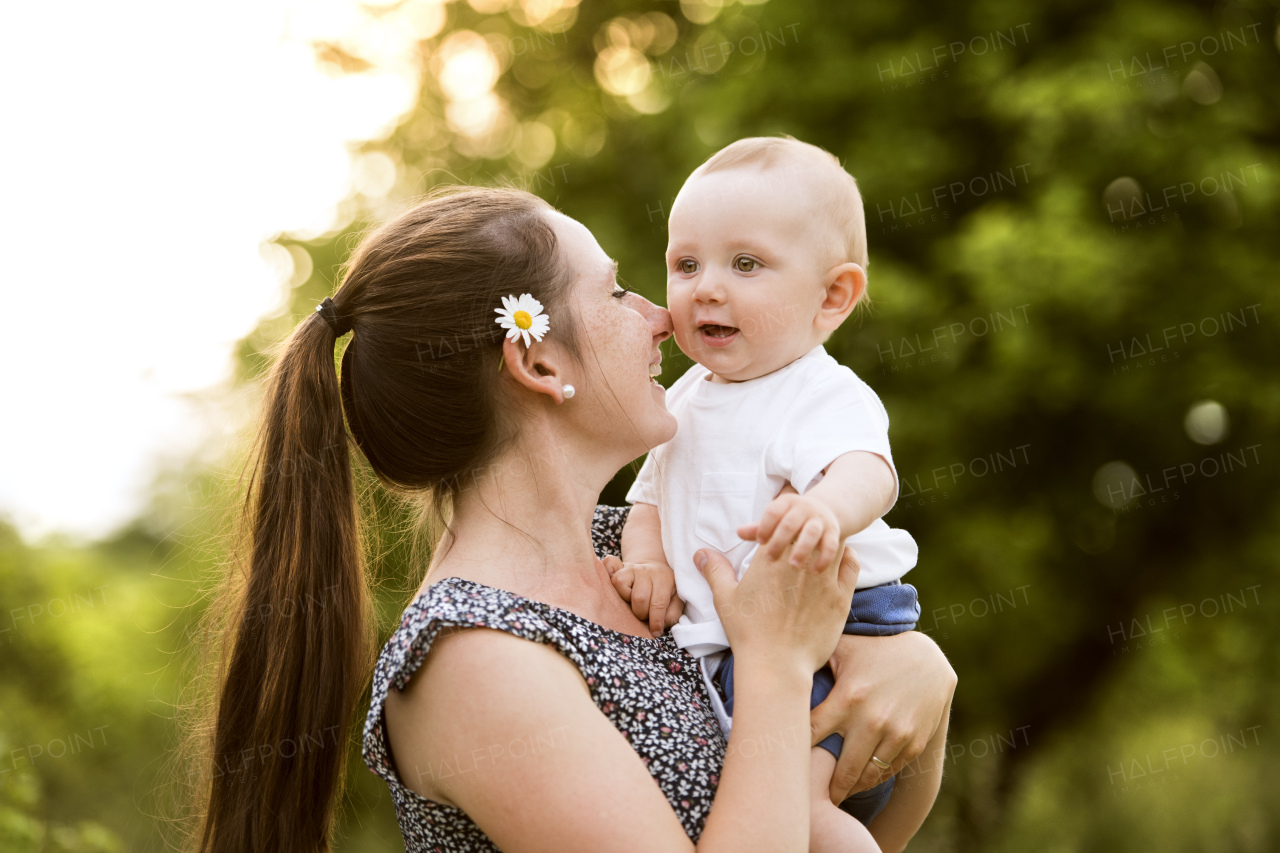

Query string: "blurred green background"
[[2, 0, 1277, 850]]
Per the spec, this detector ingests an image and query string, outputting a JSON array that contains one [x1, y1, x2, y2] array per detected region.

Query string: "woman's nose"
[[638, 297, 673, 344]]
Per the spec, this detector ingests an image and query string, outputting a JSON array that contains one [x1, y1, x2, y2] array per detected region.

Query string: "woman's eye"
[[678, 259, 699, 274], [612, 284, 633, 299], [734, 256, 760, 272]]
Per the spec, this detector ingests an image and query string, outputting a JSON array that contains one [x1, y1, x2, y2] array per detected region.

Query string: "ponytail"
[[186, 187, 577, 852], [196, 312, 371, 853]]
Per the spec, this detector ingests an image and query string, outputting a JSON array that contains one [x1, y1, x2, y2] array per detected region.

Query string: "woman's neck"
[[425, 417, 621, 611]]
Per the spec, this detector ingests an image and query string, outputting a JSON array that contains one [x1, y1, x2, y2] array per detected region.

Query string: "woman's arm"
[[385, 625, 812, 853], [386, 628, 697, 852], [385, 543, 858, 853], [809, 630, 957, 803]]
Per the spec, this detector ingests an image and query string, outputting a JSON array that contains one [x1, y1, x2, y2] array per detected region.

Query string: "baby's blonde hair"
[[692, 135, 868, 271]]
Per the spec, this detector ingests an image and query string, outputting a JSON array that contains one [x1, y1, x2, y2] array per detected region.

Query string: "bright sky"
[[0, 0, 428, 540]]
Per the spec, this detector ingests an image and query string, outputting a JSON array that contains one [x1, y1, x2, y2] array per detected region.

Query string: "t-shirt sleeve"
[[625, 450, 661, 506], [765, 372, 899, 505]]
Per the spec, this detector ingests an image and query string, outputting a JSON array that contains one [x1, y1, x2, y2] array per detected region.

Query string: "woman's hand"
[[810, 631, 957, 802], [697, 542, 859, 676], [695, 543, 859, 853]]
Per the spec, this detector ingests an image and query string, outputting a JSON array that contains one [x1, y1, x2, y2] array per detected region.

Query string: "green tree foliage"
[[5, 0, 1276, 850], [0, 523, 165, 852]]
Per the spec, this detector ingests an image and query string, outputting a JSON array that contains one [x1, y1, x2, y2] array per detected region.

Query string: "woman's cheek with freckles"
[[583, 309, 638, 389]]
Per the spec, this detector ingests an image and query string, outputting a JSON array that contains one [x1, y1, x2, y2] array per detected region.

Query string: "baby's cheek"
[[743, 304, 799, 359], [670, 323, 693, 355], [665, 292, 693, 328], [738, 303, 775, 339]]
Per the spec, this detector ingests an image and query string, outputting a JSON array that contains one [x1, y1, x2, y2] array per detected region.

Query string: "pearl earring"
[[562, 384, 576, 400]]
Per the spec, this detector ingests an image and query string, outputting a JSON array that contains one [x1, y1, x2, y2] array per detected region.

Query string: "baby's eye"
[[733, 256, 760, 273], [677, 258, 699, 275]]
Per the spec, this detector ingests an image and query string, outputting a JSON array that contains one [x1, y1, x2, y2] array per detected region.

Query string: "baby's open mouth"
[[698, 324, 739, 347]]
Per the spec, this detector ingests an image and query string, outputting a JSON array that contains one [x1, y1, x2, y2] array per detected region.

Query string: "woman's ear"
[[816, 263, 866, 333], [500, 335, 574, 404]]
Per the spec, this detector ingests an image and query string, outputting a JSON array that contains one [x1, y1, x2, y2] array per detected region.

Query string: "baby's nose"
[[693, 273, 726, 302]]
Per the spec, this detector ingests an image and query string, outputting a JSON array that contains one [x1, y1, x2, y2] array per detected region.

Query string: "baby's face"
[[666, 165, 833, 383]]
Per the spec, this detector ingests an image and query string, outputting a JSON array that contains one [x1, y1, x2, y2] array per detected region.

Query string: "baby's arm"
[[611, 503, 684, 637], [738, 451, 896, 569], [806, 451, 897, 538]]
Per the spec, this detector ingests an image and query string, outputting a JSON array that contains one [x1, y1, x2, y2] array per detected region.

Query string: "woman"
[[193, 188, 955, 853]]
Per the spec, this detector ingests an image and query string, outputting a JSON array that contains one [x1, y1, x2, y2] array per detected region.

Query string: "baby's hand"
[[604, 556, 684, 638], [737, 493, 841, 569]]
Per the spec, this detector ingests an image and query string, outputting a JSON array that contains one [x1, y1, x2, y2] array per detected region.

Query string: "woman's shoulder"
[[362, 578, 581, 793], [362, 576, 726, 846], [373, 577, 572, 696]]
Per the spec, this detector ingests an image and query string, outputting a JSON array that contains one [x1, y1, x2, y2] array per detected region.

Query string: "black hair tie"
[[316, 297, 352, 336]]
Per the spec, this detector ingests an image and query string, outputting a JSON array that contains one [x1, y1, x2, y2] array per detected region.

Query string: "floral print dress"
[[361, 506, 727, 851]]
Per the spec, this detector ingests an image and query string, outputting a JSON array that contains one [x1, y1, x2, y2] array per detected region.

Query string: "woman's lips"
[[698, 324, 739, 348]]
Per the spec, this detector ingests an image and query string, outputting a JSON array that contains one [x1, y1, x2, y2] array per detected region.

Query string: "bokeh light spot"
[[595, 45, 652, 96], [1093, 461, 1139, 509], [1183, 62, 1223, 105], [1185, 400, 1229, 445]]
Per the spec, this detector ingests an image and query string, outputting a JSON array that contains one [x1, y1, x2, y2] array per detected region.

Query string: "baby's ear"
[[816, 263, 866, 331]]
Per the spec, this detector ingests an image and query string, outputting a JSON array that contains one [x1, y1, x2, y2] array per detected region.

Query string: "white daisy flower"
[[494, 293, 550, 348]]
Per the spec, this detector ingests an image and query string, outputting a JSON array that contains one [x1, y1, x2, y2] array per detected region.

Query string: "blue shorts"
[[715, 580, 919, 826]]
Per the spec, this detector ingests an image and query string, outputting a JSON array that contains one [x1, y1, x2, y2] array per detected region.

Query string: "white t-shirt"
[[626, 345, 918, 659]]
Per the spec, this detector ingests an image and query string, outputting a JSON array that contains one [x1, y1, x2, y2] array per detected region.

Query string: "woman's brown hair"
[[191, 187, 578, 853]]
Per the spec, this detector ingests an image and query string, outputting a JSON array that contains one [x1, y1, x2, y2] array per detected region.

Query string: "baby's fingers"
[[753, 501, 788, 546], [790, 518, 826, 567], [663, 595, 684, 629], [610, 567, 635, 601], [647, 585, 671, 638], [766, 509, 805, 559], [630, 574, 653, 624], [816, 530, 840, 576]]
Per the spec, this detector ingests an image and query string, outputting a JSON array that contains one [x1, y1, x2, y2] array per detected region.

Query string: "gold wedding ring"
[[870, 755, 892, 770]]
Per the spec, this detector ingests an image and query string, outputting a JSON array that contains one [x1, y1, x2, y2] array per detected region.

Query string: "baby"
[[609, 137, 945, 853]]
